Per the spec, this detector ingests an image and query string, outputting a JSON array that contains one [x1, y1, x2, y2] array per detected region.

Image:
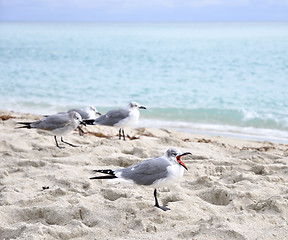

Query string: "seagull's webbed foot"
[[155, 203, 171, 211], [61, 137, 79, 147], [154, 189, 170, 211], [54, 136, 65, 149]]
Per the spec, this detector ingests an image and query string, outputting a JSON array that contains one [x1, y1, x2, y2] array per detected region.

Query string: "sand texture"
[[0, 110, 288, 240]]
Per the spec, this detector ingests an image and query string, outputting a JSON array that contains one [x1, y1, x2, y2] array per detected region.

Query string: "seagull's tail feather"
[[16, 122, 32, 129], [90, 175, 117, 180], [83, 119, 95, 125], [90, 169, 117, 180]]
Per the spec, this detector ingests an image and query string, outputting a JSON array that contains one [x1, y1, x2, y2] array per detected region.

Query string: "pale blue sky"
[[1, 0, 288, 22]]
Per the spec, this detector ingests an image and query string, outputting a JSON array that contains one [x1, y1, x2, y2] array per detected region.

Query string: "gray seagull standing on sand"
[[84, 102, 146, 140], [47, 106, 101, 135], [17, 111, 85, 148], [90, 148, 191, 211]]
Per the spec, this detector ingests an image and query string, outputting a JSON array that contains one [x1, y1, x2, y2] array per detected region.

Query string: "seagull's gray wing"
[[68, 108, 89, 120], [116, 157, 170, 186], [31, 114, 71, 131], [94, 108, 130, 126]]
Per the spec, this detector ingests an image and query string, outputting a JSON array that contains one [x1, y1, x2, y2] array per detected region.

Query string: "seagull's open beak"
[[176, 152, 191, 171], [139, 106, 147, 109]]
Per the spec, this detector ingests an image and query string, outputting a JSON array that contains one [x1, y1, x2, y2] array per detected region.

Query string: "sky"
[[0, 0, 288, 22]]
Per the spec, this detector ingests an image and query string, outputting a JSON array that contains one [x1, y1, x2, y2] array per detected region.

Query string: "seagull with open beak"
[[90, 148, 191, 211]]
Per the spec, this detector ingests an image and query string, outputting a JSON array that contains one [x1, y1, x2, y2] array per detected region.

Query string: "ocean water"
[[0, 22, 288, 142]]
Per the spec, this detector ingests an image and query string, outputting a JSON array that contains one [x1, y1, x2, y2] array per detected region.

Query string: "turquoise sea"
[[0, 22, 288, 142]]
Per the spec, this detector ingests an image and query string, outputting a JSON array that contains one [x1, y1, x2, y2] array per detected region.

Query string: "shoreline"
[[2, 107, 287, 144], [168, 127, 288, 144], [1, 108, 288, 144], [0, 110, 288, 239], [139, 119, 288, 144]]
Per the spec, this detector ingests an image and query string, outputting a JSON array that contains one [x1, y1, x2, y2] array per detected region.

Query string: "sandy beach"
[[0, 110, 287, 240]]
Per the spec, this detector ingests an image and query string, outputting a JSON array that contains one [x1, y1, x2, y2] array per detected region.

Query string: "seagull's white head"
[[129, 102, 147, 110], [69, 111, 83, 125], [86, 105, 101, 117], [165, 148, 191, 170]]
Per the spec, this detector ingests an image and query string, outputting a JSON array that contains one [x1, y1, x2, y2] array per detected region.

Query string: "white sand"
[[0, 110, 287, 240]]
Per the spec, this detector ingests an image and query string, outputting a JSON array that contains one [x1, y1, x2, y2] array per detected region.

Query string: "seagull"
[[84, 102, 146, 140], [67, 106, 101, 120], [17, 111, 85, 148], [90, 148, 191, 211], [45, 106, 101, 135]]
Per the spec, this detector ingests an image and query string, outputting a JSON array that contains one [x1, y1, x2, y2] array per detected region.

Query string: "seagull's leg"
[[154, 189, 170, 211], [54, 136, 64, 149], [118, 128, 122, 140], [60, 137, 79, 147], [122, 128, 126, 141], [78, 126, 85, 136]]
